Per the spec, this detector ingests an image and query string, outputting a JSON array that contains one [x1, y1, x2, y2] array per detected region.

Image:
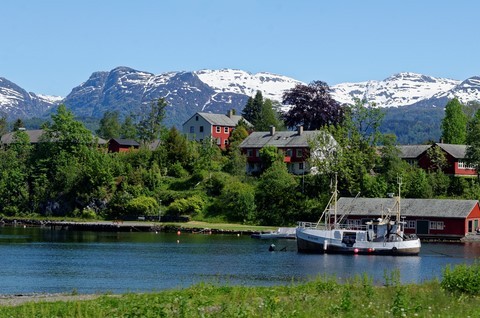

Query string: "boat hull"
[[296, 228, 421, 256]]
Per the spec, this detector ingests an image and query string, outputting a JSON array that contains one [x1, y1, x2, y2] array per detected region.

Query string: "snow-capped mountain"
[[331, 72, 461, 107], [0, 77, 61, 119], [61, 67, 301, 128], [1, 68, 480, 132]]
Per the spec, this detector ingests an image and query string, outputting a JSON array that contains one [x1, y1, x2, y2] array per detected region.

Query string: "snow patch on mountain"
[[331, 72, 460, 107], [195, 69, 302, 101]]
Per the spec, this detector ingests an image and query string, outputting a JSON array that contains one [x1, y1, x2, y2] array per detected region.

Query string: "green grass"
[[1, 275, 479, 317]]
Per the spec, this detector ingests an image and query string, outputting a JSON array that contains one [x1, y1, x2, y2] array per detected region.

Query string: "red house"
[[337, 197, 480, 239], [108, 138, 140, 153], [182, 110, 249, 150], [398, 143, 477, 176]]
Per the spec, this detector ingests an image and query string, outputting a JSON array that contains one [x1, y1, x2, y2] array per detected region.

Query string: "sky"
[[1, 0, 479, 97]]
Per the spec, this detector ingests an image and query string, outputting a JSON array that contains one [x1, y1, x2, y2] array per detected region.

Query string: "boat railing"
[[298, 221, 367, 231]]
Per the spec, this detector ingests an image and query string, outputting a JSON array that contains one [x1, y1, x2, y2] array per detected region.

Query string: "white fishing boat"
[[296, 176, 421, 255], [251, 227, 296, 240]]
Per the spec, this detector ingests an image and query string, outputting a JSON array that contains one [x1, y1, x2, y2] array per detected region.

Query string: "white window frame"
[[405, 220, 416, 229], [458, 161, 476, 170], [216, 126, 221, 133], [429, 221, 444, 230], [296, 148, 303, 158], [224, 127, 229, 133]]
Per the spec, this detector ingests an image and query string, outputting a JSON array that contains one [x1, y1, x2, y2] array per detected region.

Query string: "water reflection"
[[0, 226, 479, 295]]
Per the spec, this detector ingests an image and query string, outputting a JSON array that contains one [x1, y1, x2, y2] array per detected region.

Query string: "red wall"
[[211, 125, 233, 150]]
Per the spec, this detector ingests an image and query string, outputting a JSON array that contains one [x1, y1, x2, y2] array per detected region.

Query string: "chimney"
[[228, 109, 234, 118], [270, 125, 276, 136], [297, 125, 303, 135]]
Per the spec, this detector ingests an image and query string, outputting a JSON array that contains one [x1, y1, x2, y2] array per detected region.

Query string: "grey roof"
[[239, 130, 323, 148], [1, 129, 107, 145], [1, 129, 45, 144], [397, 143, 467, 159], [436, 143, 467, 159], [110, 138, 140, 147], [397, 145, 430, 159], [337, 197, 478, 219], [197, 112, 246, 127]]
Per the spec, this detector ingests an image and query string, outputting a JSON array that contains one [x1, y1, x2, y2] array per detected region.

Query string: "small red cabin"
[[108, 138, 140, 153]]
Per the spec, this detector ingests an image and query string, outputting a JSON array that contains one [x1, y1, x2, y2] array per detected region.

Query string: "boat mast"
[[396, 176, 402, 221], [333, 173, 338, 226]]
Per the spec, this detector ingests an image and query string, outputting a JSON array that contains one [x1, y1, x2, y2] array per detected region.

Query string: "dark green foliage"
[[241, 91, 283, 130], [380, 105, 444, 144]]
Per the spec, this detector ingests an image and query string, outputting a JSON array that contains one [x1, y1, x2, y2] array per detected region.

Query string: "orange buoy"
[[177, 230, 181, 235]]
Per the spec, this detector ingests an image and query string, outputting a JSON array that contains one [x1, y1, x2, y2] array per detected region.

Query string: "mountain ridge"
[[0, 68, 479, 143]]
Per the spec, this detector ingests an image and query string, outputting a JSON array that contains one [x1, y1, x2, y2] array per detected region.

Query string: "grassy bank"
[[1, 274, 479, 317]]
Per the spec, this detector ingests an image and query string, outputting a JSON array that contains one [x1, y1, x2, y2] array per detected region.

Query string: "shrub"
[[125, 196, 159, 217], [166, 195, 204, 216], [441, 262, 480, 295]]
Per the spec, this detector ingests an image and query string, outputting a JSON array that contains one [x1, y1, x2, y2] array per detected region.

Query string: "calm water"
[[1, 226, 480, 295]]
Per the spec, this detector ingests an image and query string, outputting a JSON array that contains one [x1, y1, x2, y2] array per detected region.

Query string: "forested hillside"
[[2, 89, 480, 226]]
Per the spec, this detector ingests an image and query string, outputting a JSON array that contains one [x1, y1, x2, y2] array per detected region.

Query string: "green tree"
[[137, 98, 167, 145], [259, 145, 284, 172], [256, 98, 283, 131], [96, 111, 121, 139], [441, 98, 467, 144], [0, 115, 8, 136], [12, 118, 24, 131], [466, 109, 480, 179], [241, 91, 283, 131], [120, 114, 138, 139], [41, 104, 95, 154], [216, 180, 256, 223], [241, 92, 262, 127], [310, 100, 383, 196], [255, 161, 300, 225], [426, 145, 447, 172]]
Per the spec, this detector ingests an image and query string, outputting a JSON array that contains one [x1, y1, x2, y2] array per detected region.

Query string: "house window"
[[405, 220, 416, 229], [189, 126, 194, 133], [224, 127, 229, 133], [296, 149, 303, 158], [216, 126, 221, 133], [406, 159, 417, 166], [459, 161, 476, 169], [224, 139, 229, 146], [195, 116, 199, 121], [299, 162, 304, 170], [199, 126, 204, 133], [430, 221, 444, 230], [247, 149, 253, 157], [216, 138, 221, 145], [285, 149, 292, 157]]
